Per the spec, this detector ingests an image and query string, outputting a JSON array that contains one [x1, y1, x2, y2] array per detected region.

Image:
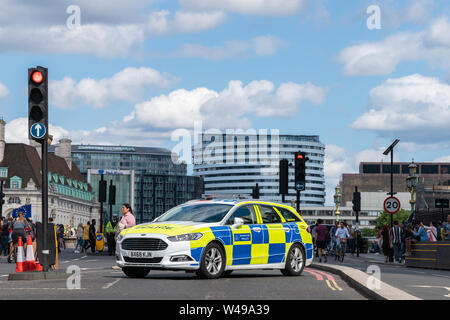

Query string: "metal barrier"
[[405, 241, 450, 270]]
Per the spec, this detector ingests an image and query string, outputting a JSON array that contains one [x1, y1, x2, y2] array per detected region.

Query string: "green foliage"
[[361, 228, 377, 237], [376, 209, 411, 228]]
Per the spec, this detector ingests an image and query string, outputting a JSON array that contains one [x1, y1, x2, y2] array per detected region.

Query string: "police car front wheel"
[[196, 243, 225, 279], [122, 267, 151, 278], [281, 244, 305, 276]]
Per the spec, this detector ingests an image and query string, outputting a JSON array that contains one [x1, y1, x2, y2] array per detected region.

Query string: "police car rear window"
[[156, 204, 233, 223]]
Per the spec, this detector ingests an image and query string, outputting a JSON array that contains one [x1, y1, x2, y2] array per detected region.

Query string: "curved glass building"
[[193, 132, 325, 206]]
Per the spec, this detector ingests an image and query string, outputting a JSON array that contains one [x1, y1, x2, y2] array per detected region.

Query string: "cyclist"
[[335, 222, 350, 259], [8, 211, 30, 263]]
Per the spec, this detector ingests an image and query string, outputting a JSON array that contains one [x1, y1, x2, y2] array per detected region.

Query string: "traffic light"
[[352, 190, 361, 212], [28, 66, 48, 141], [252, 183, 260, 199], [294, 152, 307, 190], [99, 180, 107, 203], [108, 184, 116, 205], [279, 159, 288, 195]]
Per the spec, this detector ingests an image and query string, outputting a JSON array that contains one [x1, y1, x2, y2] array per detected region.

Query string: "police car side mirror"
[[233, 217, 244, 228]]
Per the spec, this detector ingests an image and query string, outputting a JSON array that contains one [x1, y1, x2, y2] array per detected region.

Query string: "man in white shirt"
[[335, 222, 350, 256]]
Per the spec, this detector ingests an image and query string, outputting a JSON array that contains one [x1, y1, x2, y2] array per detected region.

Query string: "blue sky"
[[0, 0, 449, 204]]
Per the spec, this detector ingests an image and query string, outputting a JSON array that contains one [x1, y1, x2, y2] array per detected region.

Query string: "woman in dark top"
[[382, 224, 391, 263]]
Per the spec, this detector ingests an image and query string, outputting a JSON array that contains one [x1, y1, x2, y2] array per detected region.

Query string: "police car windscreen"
[[157, 204, 233, 223]]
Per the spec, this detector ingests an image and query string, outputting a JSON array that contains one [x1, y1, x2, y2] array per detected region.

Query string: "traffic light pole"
[[41, 139, 49, 271]]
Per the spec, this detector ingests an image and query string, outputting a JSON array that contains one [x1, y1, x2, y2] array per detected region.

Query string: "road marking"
[[310, 269, 343, 291], [304, 268, 324, 280], [325, 280, 336, 291], [103, 279, 121, 289], [409, 285, 450, 298]]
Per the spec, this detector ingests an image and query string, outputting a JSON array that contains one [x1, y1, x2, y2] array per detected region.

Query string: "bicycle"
[[335, 238, 347, 262]]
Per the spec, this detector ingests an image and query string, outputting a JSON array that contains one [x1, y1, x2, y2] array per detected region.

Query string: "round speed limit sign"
[[384, 196, 401, 214]]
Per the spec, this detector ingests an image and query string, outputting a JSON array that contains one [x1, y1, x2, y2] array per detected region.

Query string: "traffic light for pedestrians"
[[352, 190, 361, 212], [294, 152, 307, 190], [28, 66, 48, 140]]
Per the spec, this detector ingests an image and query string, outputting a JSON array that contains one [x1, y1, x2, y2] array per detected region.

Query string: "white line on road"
[[103, 279, 121, 289]]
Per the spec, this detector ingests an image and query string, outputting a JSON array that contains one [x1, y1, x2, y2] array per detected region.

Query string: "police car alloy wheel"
[[196, 243, 225, 279], [122, 267, 151, 278], [281, 244, 305, 276]]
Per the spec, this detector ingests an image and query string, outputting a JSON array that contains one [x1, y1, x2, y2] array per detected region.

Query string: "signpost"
[[384, 196, 401, 215]]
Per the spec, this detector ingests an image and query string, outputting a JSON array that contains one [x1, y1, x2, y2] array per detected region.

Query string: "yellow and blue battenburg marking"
[[189, 222, 313, 266]]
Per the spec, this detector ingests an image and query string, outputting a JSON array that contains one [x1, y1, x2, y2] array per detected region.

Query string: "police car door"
[[226, 205, 261, 266], [257, 205, 288, 264]]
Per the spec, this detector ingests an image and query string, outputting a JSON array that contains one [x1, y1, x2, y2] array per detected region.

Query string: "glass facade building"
[[193, 133, 325, 206], [50, 145, 204, 224]]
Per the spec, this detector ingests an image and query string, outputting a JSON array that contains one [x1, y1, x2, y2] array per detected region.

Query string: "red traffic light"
[[31, 71, 43, 84]]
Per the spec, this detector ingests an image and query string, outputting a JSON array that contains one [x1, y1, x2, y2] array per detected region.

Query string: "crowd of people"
[[312, 214, 450, 264], [371, 214, 450, 263], [0, 203, 137, 261]]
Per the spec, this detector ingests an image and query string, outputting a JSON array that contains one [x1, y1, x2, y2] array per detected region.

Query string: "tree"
[[376, 209, 411, 228]]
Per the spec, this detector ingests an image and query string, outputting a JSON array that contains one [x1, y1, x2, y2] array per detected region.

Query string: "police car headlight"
[[167, 233, 203, 242]]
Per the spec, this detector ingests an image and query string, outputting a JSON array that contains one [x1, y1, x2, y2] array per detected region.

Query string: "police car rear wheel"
[[122, 267, 150, 278], [197, 243, 225, 279], [281, 244, 305, 276]]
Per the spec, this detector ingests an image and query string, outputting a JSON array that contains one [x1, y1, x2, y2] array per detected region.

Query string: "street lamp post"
[[407, 159, 419, 214], [334, 185, 342, 223]]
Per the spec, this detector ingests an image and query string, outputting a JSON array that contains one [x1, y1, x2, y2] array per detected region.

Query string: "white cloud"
[[5, 118, 70, 144], [124, 79, 327, 130], [434, 155, 450, 162], [176, 36, 285, 60], [146, 10, 227, 35], [351, 74, 450, 143], [0, 82, 9, 99], [324, 144, 396, 205], [179, 0, 305, 16], [338, 16, 450, 76], [49, 67, 178, 109]]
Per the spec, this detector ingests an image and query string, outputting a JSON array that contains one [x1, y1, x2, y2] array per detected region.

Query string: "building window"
[[10, 176, 22, 189], [362, 164, 380, 174], [0, 167, 8, 178], [421, 165, 438, 174]]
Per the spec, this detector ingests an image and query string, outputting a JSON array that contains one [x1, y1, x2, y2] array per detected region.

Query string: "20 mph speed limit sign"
[[384, 196, 401, 214]]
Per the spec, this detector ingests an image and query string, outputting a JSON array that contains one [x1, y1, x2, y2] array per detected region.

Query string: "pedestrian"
[[347, 224, 355, 255], [74, 223, 84, 253], [424, 221, 438, 242], [389, 221, 403, 263], [329, 222, 338, 255], [112, 204, 136, 270], [89, 219, 96, 253], [413, 222, 429, 242], [442, 214, 450, 241], [83, 221, 91, 252], [106, 215, 119, 256], [314, 219, 328, 263], [0, 218, 9, 256], [335, 222, 350, 258], [381, 224, 391, 263], [403, 223, 414, 256]]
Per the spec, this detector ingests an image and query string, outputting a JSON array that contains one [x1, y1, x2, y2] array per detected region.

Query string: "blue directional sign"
[[295, 181, 305, 191], [30, 123, 46, 139]]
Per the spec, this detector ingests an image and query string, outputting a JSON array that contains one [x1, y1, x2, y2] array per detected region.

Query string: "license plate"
[[129, 251, 153, 258]]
